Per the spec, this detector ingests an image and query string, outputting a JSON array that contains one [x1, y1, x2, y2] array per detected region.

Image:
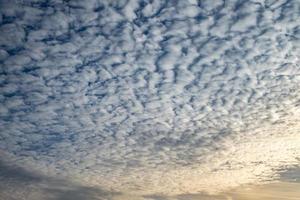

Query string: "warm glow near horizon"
[[225, 182, 300, 200], [110, 181, 300, 200]]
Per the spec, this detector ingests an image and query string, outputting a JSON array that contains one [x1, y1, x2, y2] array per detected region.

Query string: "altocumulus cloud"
[[0, 0, 300, 199]]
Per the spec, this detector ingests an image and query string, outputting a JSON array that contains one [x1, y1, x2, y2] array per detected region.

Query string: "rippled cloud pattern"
[[0, 0, 300, 198]]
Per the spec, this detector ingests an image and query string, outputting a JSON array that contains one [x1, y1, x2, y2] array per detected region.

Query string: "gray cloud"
[[0, 0, 300, 198], [0, 160, 119, 200], [0, 160, 42, 183], [280, 165, 300, 183]]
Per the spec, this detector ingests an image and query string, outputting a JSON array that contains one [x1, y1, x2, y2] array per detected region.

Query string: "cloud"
[[0, 0, 300, 199], [0, 159, 119, 200], [280, 166, 300, 183], [225, 181, 300, 200]]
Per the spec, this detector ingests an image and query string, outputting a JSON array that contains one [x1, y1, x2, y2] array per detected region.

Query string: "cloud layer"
[[0, 0, 300, 198]]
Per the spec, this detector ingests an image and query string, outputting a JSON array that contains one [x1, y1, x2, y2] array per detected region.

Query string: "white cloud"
[[0, 0, 300, 199]]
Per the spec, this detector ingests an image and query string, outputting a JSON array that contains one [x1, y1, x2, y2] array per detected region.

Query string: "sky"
[[0, 0, 300, 199]]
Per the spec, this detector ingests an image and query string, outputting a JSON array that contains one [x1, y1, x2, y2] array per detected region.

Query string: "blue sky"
[[0, 0, 300, 199]]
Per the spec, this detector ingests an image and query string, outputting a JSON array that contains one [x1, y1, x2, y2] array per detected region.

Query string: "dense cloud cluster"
[[0, 0, 300, 199]]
